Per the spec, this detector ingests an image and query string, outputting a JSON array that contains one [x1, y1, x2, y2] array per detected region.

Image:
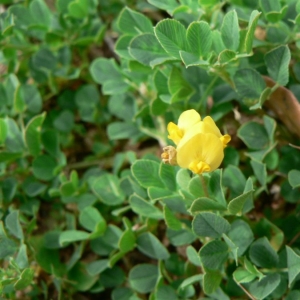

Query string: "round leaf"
[[129, 264, 158, 294], [192, 212, 230, 238], [92, 174, 125, 206], [200, 240, 228, 270], [137, 232, 170, 260], [32, 154, 57, 181]]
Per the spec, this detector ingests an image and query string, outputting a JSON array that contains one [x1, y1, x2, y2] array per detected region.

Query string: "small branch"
[[288, 231, 300, 246], [235, 281, 257, 300], [289, 143, 300, 150], [199, 174, 209, 197]]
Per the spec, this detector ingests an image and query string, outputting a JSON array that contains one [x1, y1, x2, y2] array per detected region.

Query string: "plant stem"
[[199, 174, 209, 197], [235, 281, 257, 300], [197, 75, 218, 112]]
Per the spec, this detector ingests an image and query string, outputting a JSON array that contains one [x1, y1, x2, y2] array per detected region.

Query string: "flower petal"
[[177, 133, 224, 173], [177, 109, 201, 130], [221, 134, 231, 147], [203, 116, 231, 148], [202, 116, 222, 137], [167, 122, 183, 145]]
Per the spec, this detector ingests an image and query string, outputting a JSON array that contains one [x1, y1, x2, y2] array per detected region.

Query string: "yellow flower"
[[167, 109, 201, 145], [164, 110, 231, 174]]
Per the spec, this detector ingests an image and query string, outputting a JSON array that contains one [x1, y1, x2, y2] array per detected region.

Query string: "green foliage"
[[1, 0, 300, 299]]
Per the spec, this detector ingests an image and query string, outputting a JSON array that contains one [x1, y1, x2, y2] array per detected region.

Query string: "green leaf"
[[132, 159, 164, 188], [86, 259, 109, 276], [59, 230, 90, 246], [32, 154, 57, 181], [0, 118, 8, 145], [129, 33, 171, 67], [148, 0, 178, 11], [218, 49, 236, 64], [22, 85, 42, 113], [101, 266, 125, 288], [90, 225, 122, 256], [92, 174, 125, 206], [223, 234, 239, 265], [209, 170, 226, 206], [189, 197, 227, 214], [53, 110, 74, 133], [221, 10, 240, 51], [259, 218, 283, 251], [227, 191, 253, 216], [227, 219, 254, 256], [203, 270, 222, 294], [244, 11, 261, 54], [199, 0, 219, 7], [167, 228, 196, 246], [25, 112, 46, 157], [75, 84, 99, 122], [234, 68, 266, 104], [119, 229, 136, 253], [129, 264, 158, 294], [148, 187, 172, 201], [90, 58, 129, 95], [137, 232, 170, 260], [168, 66, 194, 103], [60, 181, 76, 197], [244, 257, 264, 280], [0, 236, 17, 259], [250, 160, 267, 187], [260, 0, 281, 14], [41, 129, 60, 158], [31, 47, 57, 72], [154, 19, 187, 59], [248, 273, 281, 300], [237, 121, 269, 150], [192, 212, 231, 238], [14, 85, 26, 113], [117, 7, 153, 35], [79, 206, 106, 237], [107, 122, 140, 140], [249, 237, 279, 268], [263, 115, 276, 144], [286, 246, 300, 287], [233, 268, 256, 283], [186, 21, 212, 58], [129, 194, 163, 219], [111, 287, 135, 300], [68, 0, 88, 19], [211, 30, 226, 54], [188, 175, 206, 198], [163, 205, 182, 230], [156, 285, 177, 300], [180, 51, 209, 67], [14, 268, 34, 290], [285, 290, 300, 300], [16, 244, 29, 269], [159, 161, 176, 191], [30, 0, 51, 27], [57, 0, 73, 13], [115, 35, 133, 60], [2, 177, 18, 202], [288, 170, 300, 189], [5, 118, 24, 152], [5, 210, 23, 240], [223, 165, 246, 198], [265, 45, 290, 86], [68, 262, 98, 291], [186, 246, 201, 266], [200, 240, 228, 270]]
